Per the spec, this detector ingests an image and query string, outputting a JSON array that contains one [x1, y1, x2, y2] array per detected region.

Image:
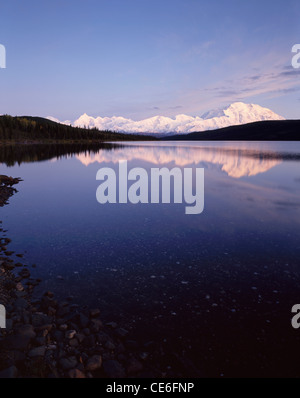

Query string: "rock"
[[44, 291, 54, 298], [47, 307, 56, 316], [105, 341, 115, 351], [80, 352, 89, 363], [90, 309, 100, 318], [79, 313, 89, 328], [0, 366, 18, 378], [96, 331, 110, 344], [1, 334, 31, 351], [34, 337, 46, 346], [5, 319, 13, 331], [68, 368, 86, 378], [65, 330, 76, 339], [125, 340, 139, 351], [82, 335, 96, 348], [31, 313, 52, 327], [12, 350, 26, 364], [16, 324, 36, 339], [3, 263, 15, 271], [117, 353, 127, 363], [52, 330, 64, 342], [59, 324, 68, 331], [28, 346, 46, 357], [56, 306, 70, 318], [69, 338, 79, 347], [86, 355, 102, 371], [46, 344, 57, 350], [103, 360, 126, 378], [22, 311, 30, 324], [115, 328, 129, 338], [127, 358, 143, 375], [13, 297, 29, 310], [15, 282, 24, 291], [36, 323, 52, 332], [61, 313, 77, 325], [106, 321, 118, 329], [76, 333, 85, 343], [139, 352, 149, 361], [18, 269, 30, 278], [59, 356, 78, 370], [90, 318, 103, 332], [41, 296, 56, 310], [115, 342, 126, 354]]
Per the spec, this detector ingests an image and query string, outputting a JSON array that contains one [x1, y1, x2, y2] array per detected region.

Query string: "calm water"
[[1, 141, 300, 377]]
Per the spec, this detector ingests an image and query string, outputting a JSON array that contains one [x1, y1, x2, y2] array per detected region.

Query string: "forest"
[[0, 115, 155, 143]]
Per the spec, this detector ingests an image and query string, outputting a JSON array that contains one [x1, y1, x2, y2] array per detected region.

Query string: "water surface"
[[1, 141, 300, 377]]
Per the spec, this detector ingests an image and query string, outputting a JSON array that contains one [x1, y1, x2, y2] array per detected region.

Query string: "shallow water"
[[1, 141, 300, 377]]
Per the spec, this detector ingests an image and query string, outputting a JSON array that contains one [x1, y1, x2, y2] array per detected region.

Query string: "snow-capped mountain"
[[47, 102, 284, 135]]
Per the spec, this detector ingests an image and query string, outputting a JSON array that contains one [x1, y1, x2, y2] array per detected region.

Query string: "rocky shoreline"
[[0, 175, 157, 378]]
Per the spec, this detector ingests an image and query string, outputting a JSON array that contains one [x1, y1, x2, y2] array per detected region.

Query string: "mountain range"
[[47, 102, 285, 135]]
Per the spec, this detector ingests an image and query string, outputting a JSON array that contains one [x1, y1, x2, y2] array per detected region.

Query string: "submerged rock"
[[85, 355, 102, 371], [103, 360, 126, 378]]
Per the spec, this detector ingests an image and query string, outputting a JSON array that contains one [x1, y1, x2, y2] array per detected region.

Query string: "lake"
[[1, 141, 300, 377]]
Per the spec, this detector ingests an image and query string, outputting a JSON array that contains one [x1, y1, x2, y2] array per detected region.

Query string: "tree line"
[[0, 115, 155, 142]]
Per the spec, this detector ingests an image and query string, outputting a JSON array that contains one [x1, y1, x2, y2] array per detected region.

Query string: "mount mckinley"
[[48, 102, 285, 135]]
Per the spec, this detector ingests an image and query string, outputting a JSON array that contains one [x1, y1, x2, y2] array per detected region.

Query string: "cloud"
[[169, 105, 183, 110], [167, 48, 300, 117], [184, 41, 216, 60], [198, 64, 300, 104]]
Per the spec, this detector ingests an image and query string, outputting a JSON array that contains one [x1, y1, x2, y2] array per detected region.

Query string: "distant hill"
[[163, 120, 300, 141], [0, 115, 156, 143], [1, 115, 299, 143]]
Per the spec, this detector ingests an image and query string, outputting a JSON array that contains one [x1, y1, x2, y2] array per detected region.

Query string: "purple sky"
[[0, 0, 300, 120]]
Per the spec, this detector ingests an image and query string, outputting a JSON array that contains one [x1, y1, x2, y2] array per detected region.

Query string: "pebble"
[[103, 360, 126, 378], [28, 346, 46, 357], [127, 358, 143, 375], [65, 330, 77, 339], [1, 334, 31, 351], [0, 366, 18, 378], [69, 338, 79, 347], [59, 356, 78, 370], [0, 218, 154, 380], [85, 355, 102, 371], [16, 324, 36, 339], [90, 309, 101, 318], [68, 369, 86, 378]]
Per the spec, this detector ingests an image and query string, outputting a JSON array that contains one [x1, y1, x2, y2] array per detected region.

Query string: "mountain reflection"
[[76, 143, 287, 178]]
